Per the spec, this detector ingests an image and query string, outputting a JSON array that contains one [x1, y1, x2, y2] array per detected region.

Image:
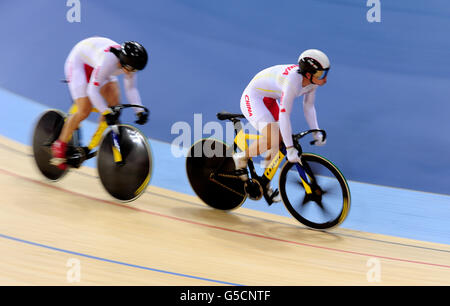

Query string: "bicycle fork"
[[87, 121, 123, 164], [295, 162, 314, 195], [110, 125, 123, 164]]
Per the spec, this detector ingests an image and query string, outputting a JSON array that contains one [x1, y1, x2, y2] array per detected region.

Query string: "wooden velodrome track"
[[0, 136, 449, 286]]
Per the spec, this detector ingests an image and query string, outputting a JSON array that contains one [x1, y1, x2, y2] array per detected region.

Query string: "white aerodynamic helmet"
[[298, 49, 330, 80]]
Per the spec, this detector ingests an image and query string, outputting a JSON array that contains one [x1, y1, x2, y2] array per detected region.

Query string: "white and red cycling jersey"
[[64, 36, 143, 113], [240, 64, 320, 148]]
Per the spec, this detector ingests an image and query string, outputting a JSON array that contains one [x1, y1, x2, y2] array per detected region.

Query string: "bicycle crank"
[[244, 179, 263, 200]]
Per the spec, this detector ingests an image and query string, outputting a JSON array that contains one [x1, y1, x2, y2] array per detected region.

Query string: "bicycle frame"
[[68, 104, 123, 164], [207, 112, 350, 228], [231, 120, 316, 196]]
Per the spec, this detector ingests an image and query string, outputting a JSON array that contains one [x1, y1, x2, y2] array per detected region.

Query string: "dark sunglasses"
[[313, 68, 329, 80]]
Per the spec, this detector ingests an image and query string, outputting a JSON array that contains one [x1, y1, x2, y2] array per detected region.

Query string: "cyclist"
[[51, 36, 149, 169], [233, 49, 330, 202]]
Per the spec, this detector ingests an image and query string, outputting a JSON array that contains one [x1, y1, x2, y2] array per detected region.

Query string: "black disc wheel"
[[97, 125, 153, 202], [186, 139, 246, 210]]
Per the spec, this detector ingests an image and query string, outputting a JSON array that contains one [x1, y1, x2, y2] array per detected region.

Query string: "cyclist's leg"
[[86, 79, 120, 151], [245, 121, 280, 158], [258, 97, 282, 167], [98, 78, 120, 123], [236, 90, 281, 166], [260, 123, 282, 168], [101, 78, 120, 107], [237, 91, 282, 202], [58, 97, 92, 143], [52, 57, 92, 168]]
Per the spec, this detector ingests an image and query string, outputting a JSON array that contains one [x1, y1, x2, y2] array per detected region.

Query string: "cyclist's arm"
[[86, 53, 118, 114], [123, 73, 144, 113], [278, 83, 298, 148], [303, 89, 320, 130]]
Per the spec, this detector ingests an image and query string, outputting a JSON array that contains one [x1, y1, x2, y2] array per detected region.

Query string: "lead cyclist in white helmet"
[[233, 49, 330, 202]]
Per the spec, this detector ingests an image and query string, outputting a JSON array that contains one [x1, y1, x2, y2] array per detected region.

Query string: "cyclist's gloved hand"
[[313, 131, 327, 146], [135, 111, 149, 125], [286, 147, 302, 164], [104, 107, 121, 126]]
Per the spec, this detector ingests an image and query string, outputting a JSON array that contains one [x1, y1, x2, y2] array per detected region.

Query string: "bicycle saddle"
[[216, 112, 245, 121]]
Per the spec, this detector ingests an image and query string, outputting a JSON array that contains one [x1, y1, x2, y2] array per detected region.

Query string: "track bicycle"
[[32, 103, 152, 202], [186, 111, 351, 229]]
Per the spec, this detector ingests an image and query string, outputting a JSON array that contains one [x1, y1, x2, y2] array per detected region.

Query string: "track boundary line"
[[0, 233, 243, 286]]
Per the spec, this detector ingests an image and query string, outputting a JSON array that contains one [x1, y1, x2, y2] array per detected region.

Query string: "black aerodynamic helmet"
[[115, 41, 148, 71]]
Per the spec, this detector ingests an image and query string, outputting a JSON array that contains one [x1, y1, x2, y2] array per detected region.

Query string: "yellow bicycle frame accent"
[[264, 150, 285, 181], [88, 120, 108, 151], [68, 104, 100, 115], [234, 129, 259, 152]]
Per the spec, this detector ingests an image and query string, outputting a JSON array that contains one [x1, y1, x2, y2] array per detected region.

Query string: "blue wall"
[[0, 0, 449, 195]]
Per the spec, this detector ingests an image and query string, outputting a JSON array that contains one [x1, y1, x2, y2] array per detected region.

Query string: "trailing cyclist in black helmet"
[[51, 37, 150, 170]]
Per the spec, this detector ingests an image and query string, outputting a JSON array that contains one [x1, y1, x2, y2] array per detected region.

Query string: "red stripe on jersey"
[[84, 64, 94, 83], [263, 97, 280, 121]]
